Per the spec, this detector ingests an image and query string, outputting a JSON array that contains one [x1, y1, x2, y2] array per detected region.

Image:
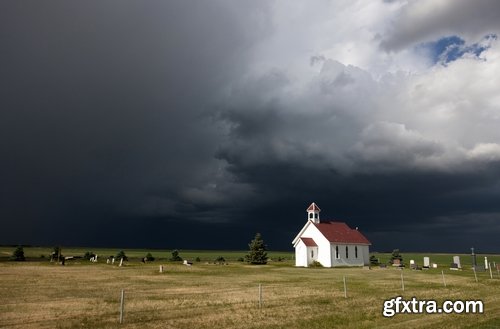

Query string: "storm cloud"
[[1, 0, 500, 252]]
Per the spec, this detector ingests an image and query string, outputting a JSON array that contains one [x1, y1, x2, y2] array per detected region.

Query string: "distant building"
[[292, 202, 371, 267]]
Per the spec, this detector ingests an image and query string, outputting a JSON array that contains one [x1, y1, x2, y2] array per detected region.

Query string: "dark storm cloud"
[[1, 1, 500, 253], [0, 1, 271, 247]]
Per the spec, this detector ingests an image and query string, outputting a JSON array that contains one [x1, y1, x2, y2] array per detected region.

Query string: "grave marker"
[[423, 257, 430, 269]]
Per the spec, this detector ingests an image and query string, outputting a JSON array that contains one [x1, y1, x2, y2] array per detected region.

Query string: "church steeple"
[[306, 202, 321, 224]]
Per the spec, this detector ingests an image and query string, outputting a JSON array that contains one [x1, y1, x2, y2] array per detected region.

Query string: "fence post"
[[441, 270, 446, 287], [259, 284, 263, 308], [401, 271, 405, 291], [119, 289, 125, 324], [489, 263, 493, 279], [473, 268, 478, 283], [343, 276, 347, 298]]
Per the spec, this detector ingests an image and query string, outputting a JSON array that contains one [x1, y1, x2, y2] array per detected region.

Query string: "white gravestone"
[[453, 256, 461, 269], [423, 257, 430, 268], [485, 257, 489, 270]]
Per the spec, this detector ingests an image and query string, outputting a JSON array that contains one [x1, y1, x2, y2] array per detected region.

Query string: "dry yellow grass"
[[0, 261, 499, 328]]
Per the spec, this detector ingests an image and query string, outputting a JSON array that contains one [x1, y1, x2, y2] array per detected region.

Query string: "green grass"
[[0, 247, 499, 328]]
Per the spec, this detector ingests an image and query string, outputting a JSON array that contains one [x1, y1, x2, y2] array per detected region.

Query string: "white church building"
[[292, 202, 371, 267]]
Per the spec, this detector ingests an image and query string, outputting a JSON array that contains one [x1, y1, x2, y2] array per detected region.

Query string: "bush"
[[145, 253, 155, 261], [83, 251, 96, 260], [214, 256, 225, 265], [237, 257, 244, 262], [310, 260, 323, 267], [169, 250, 183, 262], [369, 255, 379, 266], [195, 257, 201, 262], [11, 246, 25, 261]]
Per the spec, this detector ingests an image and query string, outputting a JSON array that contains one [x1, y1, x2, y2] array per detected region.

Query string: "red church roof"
[[300, 237, 318, 247], [313, 221, 371, 245], [307, 202, 321, 212]]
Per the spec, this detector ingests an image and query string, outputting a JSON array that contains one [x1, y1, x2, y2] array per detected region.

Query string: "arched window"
[[345, 246, 349, 259], [309, 213, 313, 219], [355, 246, 358, 258], [314, 213, 318, 219], [335, 246, 339, 259]]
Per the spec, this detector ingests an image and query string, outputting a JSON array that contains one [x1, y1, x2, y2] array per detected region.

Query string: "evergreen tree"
[[11, 246, 25, 261], [245, 233, 268, 265]]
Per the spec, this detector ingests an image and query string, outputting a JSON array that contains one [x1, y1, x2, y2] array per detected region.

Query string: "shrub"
[[145, 253, 155, 261], [195, 257, 201, 262], [83, 251, 96, 260], [170, 249, 183, 262], [369, 255, 380, 266], [310, 260, 323, 267], [11, 246, 25, 261], [214, 256, 225, 265]]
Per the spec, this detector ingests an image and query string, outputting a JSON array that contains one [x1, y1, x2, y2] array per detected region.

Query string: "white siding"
[[330, 244, 368, 267], [361, 245, 370, 265], [294, 240, 308, 267], [295, 224, 332, 267]]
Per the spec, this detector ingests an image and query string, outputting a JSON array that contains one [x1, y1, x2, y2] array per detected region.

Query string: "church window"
[[335, 246, 339, 259], [345, 246, 349, 259], [355, 246, 358, 258]]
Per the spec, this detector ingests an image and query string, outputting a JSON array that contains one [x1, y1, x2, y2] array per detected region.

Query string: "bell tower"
[[306, 202, 321, 224]]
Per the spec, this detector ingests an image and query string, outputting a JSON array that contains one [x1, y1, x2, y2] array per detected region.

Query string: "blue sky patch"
[[421, 34, 497, 65]]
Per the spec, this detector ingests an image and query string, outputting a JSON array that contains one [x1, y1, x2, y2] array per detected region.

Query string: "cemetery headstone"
[[484, 257, 489, 270], [423, 257, 430, 268], [453, 256, 461, 269]]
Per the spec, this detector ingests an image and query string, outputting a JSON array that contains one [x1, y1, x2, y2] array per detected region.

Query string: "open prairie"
[[0, 248, 499, 328]]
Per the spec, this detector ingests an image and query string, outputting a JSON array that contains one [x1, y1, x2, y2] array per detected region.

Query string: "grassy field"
[[0, 247, 499, 328]]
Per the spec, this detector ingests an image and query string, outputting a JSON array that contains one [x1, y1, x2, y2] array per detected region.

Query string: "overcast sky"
[[2, 0, 500, 252]]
